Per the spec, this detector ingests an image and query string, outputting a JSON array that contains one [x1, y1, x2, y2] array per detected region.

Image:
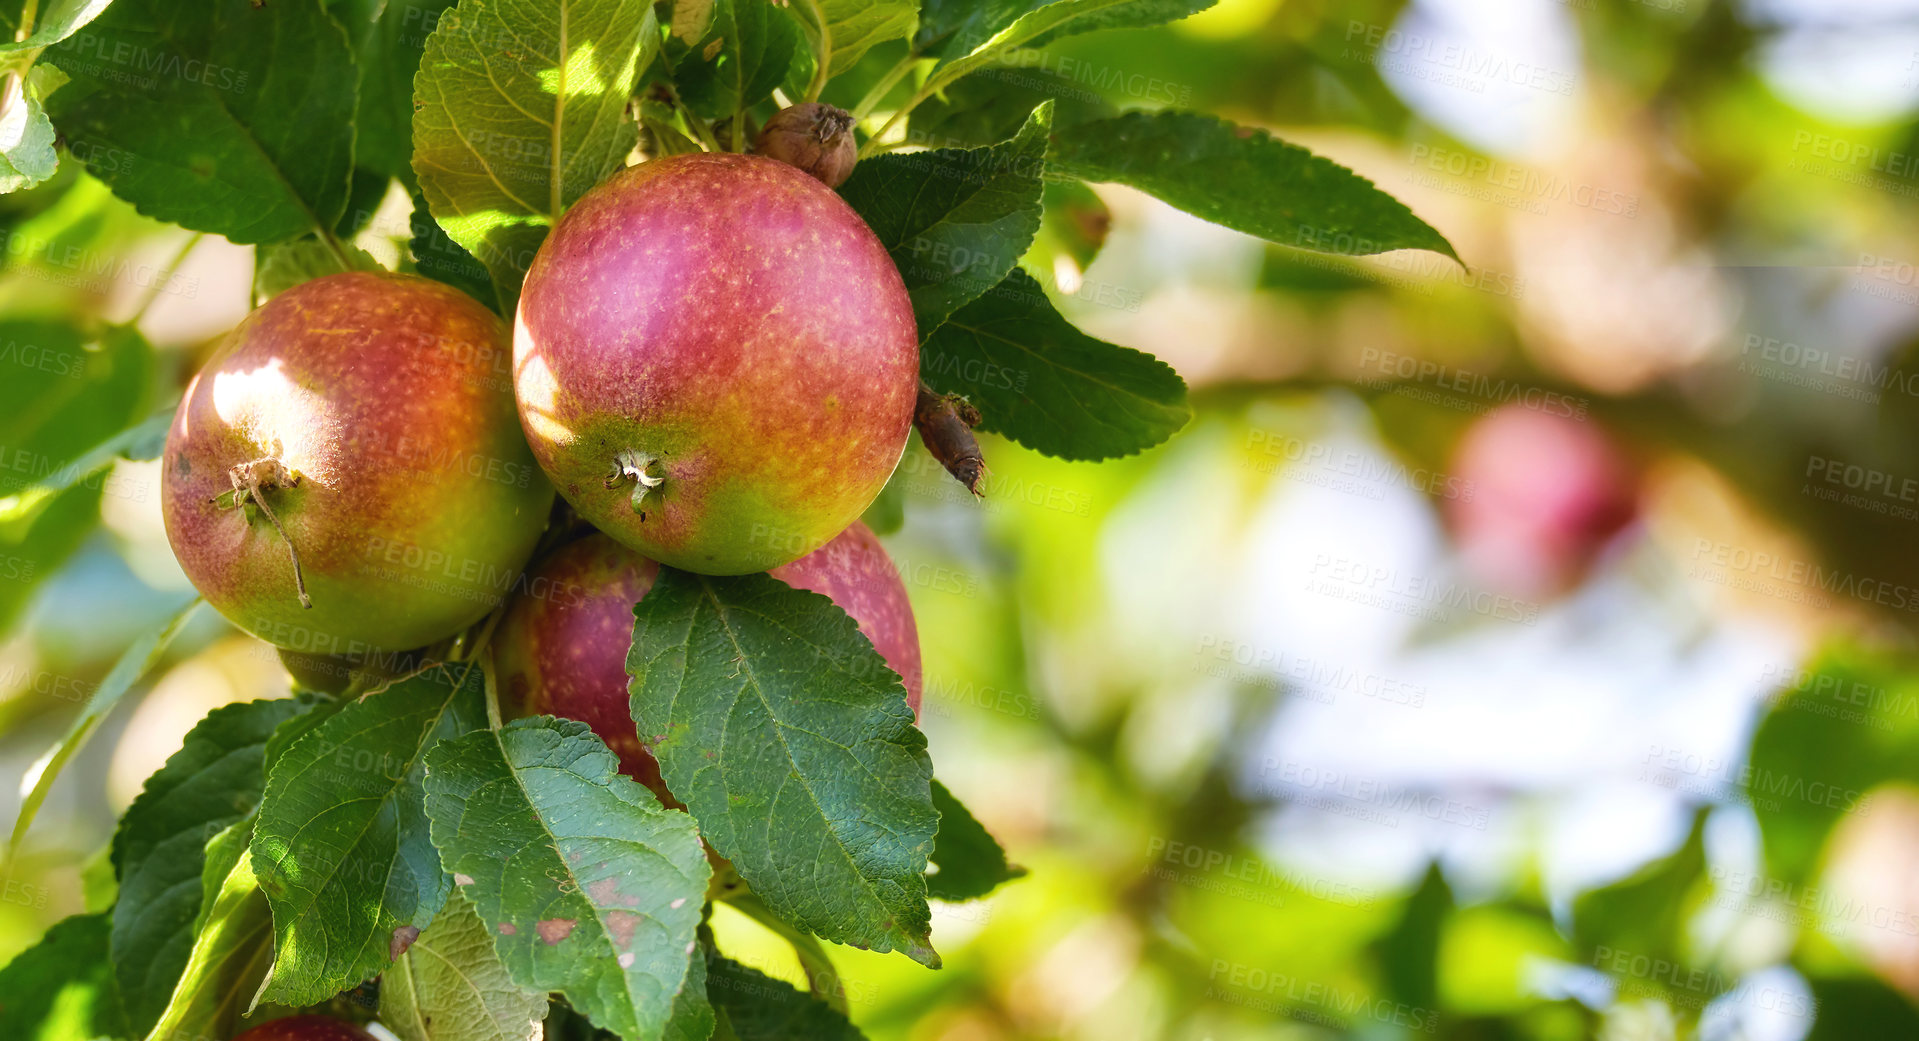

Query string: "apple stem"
[[219, 455, 313, 609], [604, 449, 667, 519]]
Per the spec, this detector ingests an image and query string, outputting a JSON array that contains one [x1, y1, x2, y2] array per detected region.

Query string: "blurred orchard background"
[[8, 0, 1919, 1038]]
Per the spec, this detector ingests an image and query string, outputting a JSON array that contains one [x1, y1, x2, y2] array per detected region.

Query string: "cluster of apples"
[[161, 107, 926, 777]]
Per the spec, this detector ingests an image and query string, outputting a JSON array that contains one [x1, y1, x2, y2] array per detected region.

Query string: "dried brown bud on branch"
[[753, 102, 858, 187], [915, 386, 986, 496]]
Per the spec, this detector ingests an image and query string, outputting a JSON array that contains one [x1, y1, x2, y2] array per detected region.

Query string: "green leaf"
[[1804, 975, 1919, 1040], [673, 0, 801, 121], [412, 0, 659, 310], [704, 954, 866, 1040], [43, 0, 359, 243], [1746, 646, 1919, 887], [661, 940, 714, 1041], [627, 569, 939, 967], [0, 86, 59, 195], [406, 186, 497, 311], [336, 163, 396, 236], [1374, 862, 1450, 1013], [263, 693, 349, 772], [144, 817, 280, 1041], [905, 64, 1114, 150], [253, 237, 383, 298], [1569, 808, 1707, 966], [195, 817, 255, 934], [0, 320, 157, 509], [0, 483, 100, 642], [80, 842, 117, 913], [1037, 177, 1109, 270], [1049, 110, 1458, 260], [0, 913, 128, 1041], [382, 891, 546, 1041], [926, 780, 1024, 902], [251, 663, 489, 1006], [422, 716, 711, 1041], [0, 407, 171, 531], [0, 321, 156, 636], [110, 697, 311, 1036], [916, 0, 1214, 64], [0, 0, 116, 74], [838, 101, 1050, 337], [817, 0, 915, 77], [10, 598, 199, 856], [920, 267, 1187, 460], [328, 0, 462, 184]]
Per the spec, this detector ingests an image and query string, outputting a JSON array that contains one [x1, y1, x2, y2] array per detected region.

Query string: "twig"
[[723, 893, 850, 1015], [794, 0, 832, 101], [850, 50, 921, 122], [125, 232, 203, 329]]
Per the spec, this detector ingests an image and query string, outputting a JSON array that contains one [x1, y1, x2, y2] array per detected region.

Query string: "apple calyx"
[[605, 449, 667, 518]]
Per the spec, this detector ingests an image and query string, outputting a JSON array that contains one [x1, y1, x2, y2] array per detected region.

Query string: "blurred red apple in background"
[[1446, 404, 1638, 598]]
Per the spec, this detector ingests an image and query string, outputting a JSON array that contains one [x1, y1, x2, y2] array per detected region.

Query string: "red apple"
[[495, 533, 667, 792], [513, 153, 917, 576], [1446, 404, 1637, 597], [231, 1014, 377, 1041], [770, 522, 924, 710], [162, 272, 553, 654]]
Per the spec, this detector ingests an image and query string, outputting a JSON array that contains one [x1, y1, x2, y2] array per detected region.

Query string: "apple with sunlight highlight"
[[162, 272, 553, 655], [513, 153, 918, 576]]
